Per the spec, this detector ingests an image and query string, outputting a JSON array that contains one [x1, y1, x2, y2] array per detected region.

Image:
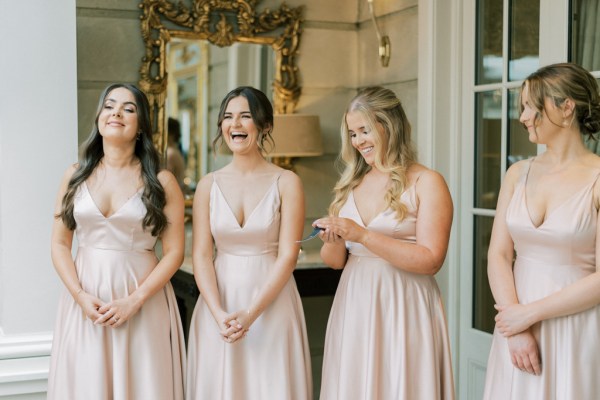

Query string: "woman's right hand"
[[314, 217, 362, 244], [507, 329, 542, 375], [75, 291, 105, 321]]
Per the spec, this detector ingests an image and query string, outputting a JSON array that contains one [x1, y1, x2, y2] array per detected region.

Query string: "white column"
[[0, 1, 78, 398]]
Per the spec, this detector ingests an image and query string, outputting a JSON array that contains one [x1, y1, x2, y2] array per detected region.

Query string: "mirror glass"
[[165, 38, 275, 194]]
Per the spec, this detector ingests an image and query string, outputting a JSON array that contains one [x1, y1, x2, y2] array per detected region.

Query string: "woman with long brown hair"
[[48, 83, 185, 400]]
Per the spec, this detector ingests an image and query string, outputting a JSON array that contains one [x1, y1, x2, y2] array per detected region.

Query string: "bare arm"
[[96, 170, 185, 327], [51, 165, 105, 321], [316, 170, 453, 275], [191, 173, 229, 331], [487, 163, 521, 307], [224, 170, 304, 341], [487, 161, 541, 375], [318, 230, 348, 269]]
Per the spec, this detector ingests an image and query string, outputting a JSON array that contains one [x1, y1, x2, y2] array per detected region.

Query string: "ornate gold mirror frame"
[[138, 0, 304, 154]]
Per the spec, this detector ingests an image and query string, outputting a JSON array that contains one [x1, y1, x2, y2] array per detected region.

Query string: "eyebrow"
[[224, 110, 251, 113], [105, 98, 138, 108], [348, 126, 367, 132]]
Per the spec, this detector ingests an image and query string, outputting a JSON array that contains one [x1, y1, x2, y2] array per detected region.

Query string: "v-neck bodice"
[[506, 159, 599, 270], [341, 185, 418, 257], [209, 173, 282, 256], [74, 182, 156, 251]]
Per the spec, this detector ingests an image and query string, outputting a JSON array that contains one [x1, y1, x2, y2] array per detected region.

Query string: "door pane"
[[571, 0, 600, 71], [472, 215, 495, 333], [509, 0, 540, 81], [508, 88, 537, 166], [476, 0, 504, 84], [474, 90, 502, 209]]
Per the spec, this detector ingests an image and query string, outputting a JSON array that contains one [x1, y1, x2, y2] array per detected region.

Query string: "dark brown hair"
[[212, 86, 274, 154], [523, 62, 600, 139]]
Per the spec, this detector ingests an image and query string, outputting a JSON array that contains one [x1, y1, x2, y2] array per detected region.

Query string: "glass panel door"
[[472, 0, 540, 335]]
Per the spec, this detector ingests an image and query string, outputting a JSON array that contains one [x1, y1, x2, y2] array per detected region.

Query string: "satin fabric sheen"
[[484, 159, 600, 399], [320, 185, 455, 400], [47, 183, 185, 400], [186, 173, 312, 400]]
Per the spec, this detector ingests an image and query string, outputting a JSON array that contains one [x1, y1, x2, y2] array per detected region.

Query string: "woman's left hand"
[[95, 294, 144, 329], [494, 303, 536, 337], [314, 216, 367, 243]]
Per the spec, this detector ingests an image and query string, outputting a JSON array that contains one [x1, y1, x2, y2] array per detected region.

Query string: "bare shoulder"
[[506, 158, 529, 179], [60, 163, 79, 185], [157, 169, 178, 189], [196, 172, 215, 192], [278, 168, 301, 185], [278, 168, 303, 195], [408, 163, 447, 189]]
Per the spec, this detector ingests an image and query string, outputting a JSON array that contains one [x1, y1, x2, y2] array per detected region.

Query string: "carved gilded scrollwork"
[[138, 0, 304, 154]]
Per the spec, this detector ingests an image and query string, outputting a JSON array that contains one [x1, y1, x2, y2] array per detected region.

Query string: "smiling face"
[[346, 110, 385, 166], [221, 96, 261, 154], [97, 87, 139, 144]]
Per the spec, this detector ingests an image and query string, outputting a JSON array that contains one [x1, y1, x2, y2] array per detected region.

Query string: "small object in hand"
[[296, 226, 325, 243]]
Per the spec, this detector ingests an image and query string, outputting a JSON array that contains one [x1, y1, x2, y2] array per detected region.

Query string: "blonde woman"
[[484, 63, 600, 399], [316, 86, 454, 399]]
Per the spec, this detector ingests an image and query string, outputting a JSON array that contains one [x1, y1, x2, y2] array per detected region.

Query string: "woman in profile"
[[48, 83, 185, 400], [316, 86, 454, 399], [484, 63, 600, 399], [185, 86, 312, 400]]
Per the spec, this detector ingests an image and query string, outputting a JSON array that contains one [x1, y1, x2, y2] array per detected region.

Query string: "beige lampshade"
[[269, 114, 323, 157]]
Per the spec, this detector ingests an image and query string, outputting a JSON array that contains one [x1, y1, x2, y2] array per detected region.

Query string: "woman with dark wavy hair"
[[185, 87, 312, 399], [484, 63, 600, 399], [48, 83, 185, 400]]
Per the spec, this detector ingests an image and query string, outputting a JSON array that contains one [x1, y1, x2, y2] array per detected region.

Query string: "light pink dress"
[[185, 173, 312, 400], [484, 159, 600, 399], [320, 185, 455, 400], [47, 182, 185, 400]]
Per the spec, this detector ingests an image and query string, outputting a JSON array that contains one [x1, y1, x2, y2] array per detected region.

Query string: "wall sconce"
[[269, 114, 323, 171], [367, 0, 391, 67]]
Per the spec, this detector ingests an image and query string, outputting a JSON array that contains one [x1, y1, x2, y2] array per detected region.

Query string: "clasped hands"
[[495, 302, 542, 375], [216, 309, 255, 344], [76, 290, 142, 329]]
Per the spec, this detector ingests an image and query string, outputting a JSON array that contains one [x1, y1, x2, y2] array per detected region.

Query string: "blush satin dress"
[[484, 158, 600, 399], [47, 182, 185, 400], [319, 183, 455, 400], [185, 173, 312, 400]]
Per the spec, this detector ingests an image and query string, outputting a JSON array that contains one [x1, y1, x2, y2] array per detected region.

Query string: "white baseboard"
[[0, 356, 49, 398], [0, 333, 52, 398]]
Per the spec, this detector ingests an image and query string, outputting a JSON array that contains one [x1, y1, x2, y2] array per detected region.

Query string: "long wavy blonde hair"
[[329, 86, 416, 220]]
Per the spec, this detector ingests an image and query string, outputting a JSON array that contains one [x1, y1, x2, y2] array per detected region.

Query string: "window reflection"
[[476, 0, 503, 84], [474, 90, 502, 209], [509, 0, 540, 81]]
